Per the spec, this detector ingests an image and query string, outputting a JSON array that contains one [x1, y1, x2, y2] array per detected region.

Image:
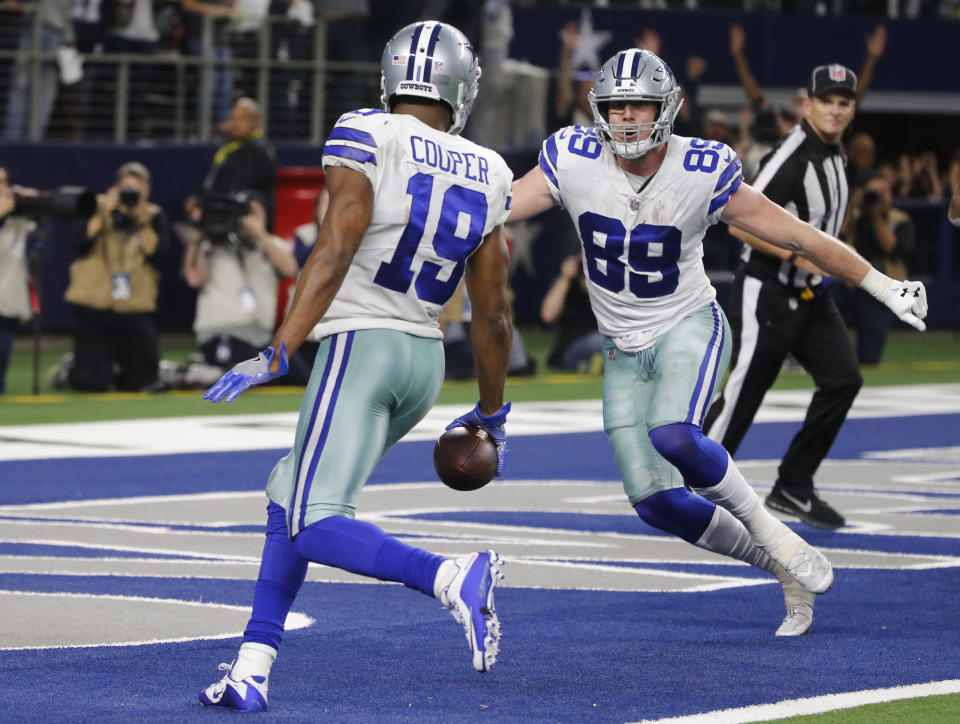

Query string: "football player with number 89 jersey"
[[510, 48, 928, 638], [196, 21, 512, 711]]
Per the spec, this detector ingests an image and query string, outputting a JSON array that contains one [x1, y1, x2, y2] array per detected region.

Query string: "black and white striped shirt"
[[742, 119, 848, 289]]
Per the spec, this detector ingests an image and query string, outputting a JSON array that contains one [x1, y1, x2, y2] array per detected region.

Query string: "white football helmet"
[[588, 48, 683, 159], [380, 21, 481, 136]]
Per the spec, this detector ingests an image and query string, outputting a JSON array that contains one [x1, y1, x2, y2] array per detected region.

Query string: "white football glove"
[[859, 268, 928, 331]]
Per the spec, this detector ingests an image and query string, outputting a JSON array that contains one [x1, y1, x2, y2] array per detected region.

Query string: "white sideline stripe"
[[631, 679, 960, 723], [0, 590, 314, 650]]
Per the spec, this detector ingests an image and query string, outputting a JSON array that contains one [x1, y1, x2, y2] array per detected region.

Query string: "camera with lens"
[[113, 186, 143, 232], [13, 186, 97, 219], [119, 187, 141, 208], [862, 189, 881, 208], [199, 190, 252, 244]]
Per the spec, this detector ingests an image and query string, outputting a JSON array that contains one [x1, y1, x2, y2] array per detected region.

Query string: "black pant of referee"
[[704, 268, 862, 529]]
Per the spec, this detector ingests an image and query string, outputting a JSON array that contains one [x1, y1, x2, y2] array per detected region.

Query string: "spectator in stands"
[[181, 0, 235, 131], [844, 173, 916, 364], [846, 131, 877, 191], [701, 109, 730, 144], [317, 0, 376, 132], [195, 97, 277, 229], [949, 152, 960, 225], [540, 254, 601, 373], [106, 0, 161, 139], [180, 191, 305, 379], [0, 165, 37, 395], [554, 19, 595, 127], [896, 152, 943, 202], [3, 0, 76, 140], [58, 162, 169, 391], [64, 0, 107, 138]]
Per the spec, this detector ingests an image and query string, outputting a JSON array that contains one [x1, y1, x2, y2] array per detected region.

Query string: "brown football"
[[433, 425, 498, 491]]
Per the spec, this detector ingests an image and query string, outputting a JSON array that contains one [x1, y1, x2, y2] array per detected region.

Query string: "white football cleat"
[[198, 662, 268, 712], [439, 550, 504, 672], [761, 526, 833, 594], [776, 576, 816, 637]]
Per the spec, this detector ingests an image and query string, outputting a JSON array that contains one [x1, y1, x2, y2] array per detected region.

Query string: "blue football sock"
[[294, 515, 444, 597], [649, 422, 728, 486], [242, 502, 309, 650], [633, 488, 715, 543]]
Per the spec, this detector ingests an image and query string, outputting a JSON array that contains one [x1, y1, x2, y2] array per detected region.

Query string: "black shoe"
[[765, 486, 845, 530]]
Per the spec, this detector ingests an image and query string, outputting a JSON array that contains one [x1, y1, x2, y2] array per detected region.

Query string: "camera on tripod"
[[199, 190, 253, 244], [12, 186, 96, 220]]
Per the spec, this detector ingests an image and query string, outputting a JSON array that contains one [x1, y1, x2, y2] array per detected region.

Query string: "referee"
[[704, 64, 862, 530]]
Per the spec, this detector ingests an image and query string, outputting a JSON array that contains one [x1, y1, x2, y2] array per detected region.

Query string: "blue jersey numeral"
[[568, 129, 602, 159], [683, 138, 726, 173], [373, 172, 488, 305], [578, 212, 681, 299]]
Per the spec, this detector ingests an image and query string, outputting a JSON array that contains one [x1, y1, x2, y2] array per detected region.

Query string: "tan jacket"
[[64, 196, 161, 313]]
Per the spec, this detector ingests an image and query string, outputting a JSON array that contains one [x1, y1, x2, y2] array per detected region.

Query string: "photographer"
[[198, 98, 276, 229], [61, 162, 169, 391], [844, 173, 916, 365], [0, 165, 37, 394], [181, 191, 300, 376]]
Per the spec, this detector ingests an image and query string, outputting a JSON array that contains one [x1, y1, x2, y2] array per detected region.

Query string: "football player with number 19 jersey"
[[196, 21, 513, 712], [510, 48, 928, 638]]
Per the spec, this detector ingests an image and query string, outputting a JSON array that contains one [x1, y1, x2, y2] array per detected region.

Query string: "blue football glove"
[[203, 343, 289, 403], [446, 401, 511, 476]]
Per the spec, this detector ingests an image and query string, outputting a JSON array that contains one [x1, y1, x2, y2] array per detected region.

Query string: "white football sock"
[[231, 642, 277, 681], [692, 453, 782, 546], [694, 506, 778, 574], [433, 559, 458, 599]]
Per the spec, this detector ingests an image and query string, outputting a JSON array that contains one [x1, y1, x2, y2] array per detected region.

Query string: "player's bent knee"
[[634, 488, 715, 543], [649, 422, 728, 486]]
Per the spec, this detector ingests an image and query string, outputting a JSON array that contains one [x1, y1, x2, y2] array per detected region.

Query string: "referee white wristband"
[[859, 267, 892, 302]]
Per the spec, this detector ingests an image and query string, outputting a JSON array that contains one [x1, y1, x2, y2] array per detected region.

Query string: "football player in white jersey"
[[509, 49, 927, 638], [196, 21, 514, 711]]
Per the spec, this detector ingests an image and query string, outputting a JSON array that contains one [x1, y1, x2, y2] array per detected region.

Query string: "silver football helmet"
[[380, 21, 481, 136], [588, 49, 683, 159]]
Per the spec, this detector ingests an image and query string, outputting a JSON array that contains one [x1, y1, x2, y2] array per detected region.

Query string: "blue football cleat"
[[439, 550, 504, 672], [198, 662, 268, 712]]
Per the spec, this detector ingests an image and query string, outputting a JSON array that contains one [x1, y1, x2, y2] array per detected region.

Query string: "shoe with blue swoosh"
[[198, 662, 268, 712], [439, 550, 504, 672]]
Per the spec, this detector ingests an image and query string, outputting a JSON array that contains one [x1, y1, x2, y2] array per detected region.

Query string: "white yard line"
[[2, 384, 960, 462]]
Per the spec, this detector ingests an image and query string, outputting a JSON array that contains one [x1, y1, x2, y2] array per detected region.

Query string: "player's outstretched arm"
[[203, 166, 373, 404], [722, 183, 928, 330], [507, 166, 557, 223], [452, 223, 513, 475]]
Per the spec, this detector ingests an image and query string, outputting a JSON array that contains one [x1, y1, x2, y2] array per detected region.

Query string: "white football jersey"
[[315, 109, 514, 340], [539, 127, 743, 352]]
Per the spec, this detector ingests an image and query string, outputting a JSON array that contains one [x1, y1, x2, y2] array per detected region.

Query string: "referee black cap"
[[808, 64, 857, 98]]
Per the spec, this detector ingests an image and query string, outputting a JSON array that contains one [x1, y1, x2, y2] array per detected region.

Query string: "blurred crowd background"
[[1, 0, 958, 392]]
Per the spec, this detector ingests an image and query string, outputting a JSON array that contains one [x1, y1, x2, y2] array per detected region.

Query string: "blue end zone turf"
[[0, 569, 958, 722], [1, 413, 959, 720]]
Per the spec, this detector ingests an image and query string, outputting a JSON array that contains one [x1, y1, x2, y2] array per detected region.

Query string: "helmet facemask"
[[589, 49, 683, 159]]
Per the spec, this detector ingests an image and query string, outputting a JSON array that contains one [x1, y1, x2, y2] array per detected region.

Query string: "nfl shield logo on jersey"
[[828, 64, 846, 82], [630, 198, 640, 211]]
